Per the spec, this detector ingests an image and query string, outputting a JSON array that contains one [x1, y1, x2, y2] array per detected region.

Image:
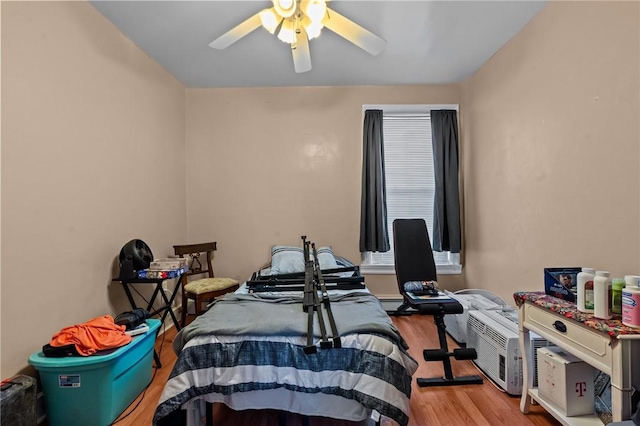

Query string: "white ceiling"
[[89, 1, 546, 88]]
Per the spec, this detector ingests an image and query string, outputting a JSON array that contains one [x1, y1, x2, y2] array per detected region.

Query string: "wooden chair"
[[173, 242, 239, 327]]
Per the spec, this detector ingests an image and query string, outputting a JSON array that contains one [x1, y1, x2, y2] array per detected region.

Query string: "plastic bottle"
[[611, 278, 625, 316], [593, 271, 612, 319], [622, 285, 640, 328], [625, 275, 640, 287], [577, 268, 596, 312]]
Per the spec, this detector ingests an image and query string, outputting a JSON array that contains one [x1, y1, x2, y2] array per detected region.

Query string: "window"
[[361, 105, 461, 275]]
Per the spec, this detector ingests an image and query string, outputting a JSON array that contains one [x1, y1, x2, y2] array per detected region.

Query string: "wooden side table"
[[515, 291, 640, 424]]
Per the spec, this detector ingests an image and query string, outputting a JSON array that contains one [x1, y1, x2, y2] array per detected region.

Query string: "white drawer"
[[523, 303, 612, 374]]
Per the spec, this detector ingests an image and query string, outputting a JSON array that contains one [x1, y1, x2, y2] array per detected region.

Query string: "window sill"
[[360, 263, 462, 275]]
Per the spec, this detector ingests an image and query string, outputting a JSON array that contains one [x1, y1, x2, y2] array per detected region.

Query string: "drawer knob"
[[553, 320, 567, 333]]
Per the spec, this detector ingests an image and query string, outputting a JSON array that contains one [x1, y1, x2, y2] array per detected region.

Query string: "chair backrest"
[[173, 242, 216, 281], [392, 219, 438, 294]]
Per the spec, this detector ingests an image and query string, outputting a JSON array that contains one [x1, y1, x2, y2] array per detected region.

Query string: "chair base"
[[417, 375, 484, 387], [385, 310, 414, 316], [403, 298, 484, 388], [385, 299, 418, 316]]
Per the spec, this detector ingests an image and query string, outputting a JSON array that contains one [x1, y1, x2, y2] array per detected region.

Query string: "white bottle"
[[577, 268, 596, 312], [593, 270, 612, 319], [625, 275, 640, 287]]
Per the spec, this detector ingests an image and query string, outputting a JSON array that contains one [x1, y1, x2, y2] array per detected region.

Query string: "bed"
[[153, 251, 418, 426]]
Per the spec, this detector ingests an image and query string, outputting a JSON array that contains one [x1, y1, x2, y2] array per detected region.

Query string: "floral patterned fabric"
[[513, 291, 640, 338]]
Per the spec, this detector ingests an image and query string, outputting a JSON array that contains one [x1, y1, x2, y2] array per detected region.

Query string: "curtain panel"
[[431, 110, 461, 253], [359, 110, 390, 253]]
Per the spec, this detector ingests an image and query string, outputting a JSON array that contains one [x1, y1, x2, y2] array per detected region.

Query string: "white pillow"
[[269, 245, 339, 275], [314, 246, 339, 270], [270, 246, 305, 275]]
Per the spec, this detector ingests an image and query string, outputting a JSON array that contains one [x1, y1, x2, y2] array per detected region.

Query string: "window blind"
[[369, 114, 449, 264]]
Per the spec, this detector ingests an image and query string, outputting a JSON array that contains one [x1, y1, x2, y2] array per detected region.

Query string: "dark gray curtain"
[[431, 110, 461, 253], [359, 110, 390, 252]]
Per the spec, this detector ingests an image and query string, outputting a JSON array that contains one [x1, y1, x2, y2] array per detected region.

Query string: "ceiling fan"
[[209, 0, 386, 73]]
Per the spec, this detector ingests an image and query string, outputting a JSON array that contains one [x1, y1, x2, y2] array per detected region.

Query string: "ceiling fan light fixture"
[[273, 0, 297, 19], [259, 8, 282, 34], [304, 0, 326, 23], [301, 16, 323, 40], [208, 0, 386, 73], [277, 19, 296, 44]]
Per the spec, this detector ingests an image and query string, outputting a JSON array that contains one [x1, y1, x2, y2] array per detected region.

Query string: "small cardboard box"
[[150, 257, 188, 271], [537, 346, 595, 416]]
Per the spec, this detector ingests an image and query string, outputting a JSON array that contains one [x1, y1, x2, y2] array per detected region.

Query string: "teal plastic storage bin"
[[29, 319, 160, 426]]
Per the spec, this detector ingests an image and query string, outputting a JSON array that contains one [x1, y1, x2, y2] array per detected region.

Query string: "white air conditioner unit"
[[467, 309, 555, 395], [443, 290, 505, 344]]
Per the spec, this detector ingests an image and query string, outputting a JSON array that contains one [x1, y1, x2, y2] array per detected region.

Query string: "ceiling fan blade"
[[322, 8, 386, 56], [292, 27, 312, 73], [209, 12, 262, 50]]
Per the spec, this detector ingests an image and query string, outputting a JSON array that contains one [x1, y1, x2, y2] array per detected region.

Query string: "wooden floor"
[[112, 315, 561, 426]]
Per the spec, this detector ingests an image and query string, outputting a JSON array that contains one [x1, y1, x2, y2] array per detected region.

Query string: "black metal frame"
[[390, 219, 483, 387], [246, 265, 365, 293], [300, 237, 342, 354], [112, 274, 184, 368]]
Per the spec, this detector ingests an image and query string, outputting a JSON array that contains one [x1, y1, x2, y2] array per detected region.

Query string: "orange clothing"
[[50, 315, 132, 356]]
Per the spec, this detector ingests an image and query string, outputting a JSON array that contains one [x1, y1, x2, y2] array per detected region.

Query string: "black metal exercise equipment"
[[389, 218, 483, 387]]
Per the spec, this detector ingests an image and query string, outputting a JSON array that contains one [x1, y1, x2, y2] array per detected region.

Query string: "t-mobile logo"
[[575, 382, 587, 397]]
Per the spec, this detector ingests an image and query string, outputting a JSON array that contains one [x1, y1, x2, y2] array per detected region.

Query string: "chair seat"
[[184, 277, 239, 295]]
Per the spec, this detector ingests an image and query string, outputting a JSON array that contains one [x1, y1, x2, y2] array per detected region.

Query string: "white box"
[[537, 346, 595, 416], [149, 257, 188, 271]]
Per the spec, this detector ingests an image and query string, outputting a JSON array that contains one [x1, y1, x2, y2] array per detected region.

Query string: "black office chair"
[[391, 218, 483, 387]]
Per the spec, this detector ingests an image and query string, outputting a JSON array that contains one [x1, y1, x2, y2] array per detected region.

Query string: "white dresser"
[[516, 292, 640, 425]]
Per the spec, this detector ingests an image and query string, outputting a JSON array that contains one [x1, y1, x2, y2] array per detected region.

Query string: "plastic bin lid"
[[28, 319, 160, 368]]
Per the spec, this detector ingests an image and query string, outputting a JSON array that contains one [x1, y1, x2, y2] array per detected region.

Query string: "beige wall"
[[2, 0, 638, 381], [461, 1, 640, 305], [1, 2, 187, 378], [184, 85, 463, 297]]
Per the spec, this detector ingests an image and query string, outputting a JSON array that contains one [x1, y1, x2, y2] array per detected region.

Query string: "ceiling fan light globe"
[[277, 19, 296, 44], [259, 8, 282, 34], [304, 21, 323, 39], [305, 0, 326, 23]]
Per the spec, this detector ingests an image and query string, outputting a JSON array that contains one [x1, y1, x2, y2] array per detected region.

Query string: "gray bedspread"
[[173, 291, 408, 352], [156, 290, 417, 426]]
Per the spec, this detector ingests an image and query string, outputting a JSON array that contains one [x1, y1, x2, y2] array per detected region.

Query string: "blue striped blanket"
[[153, 292, 418, 426]]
